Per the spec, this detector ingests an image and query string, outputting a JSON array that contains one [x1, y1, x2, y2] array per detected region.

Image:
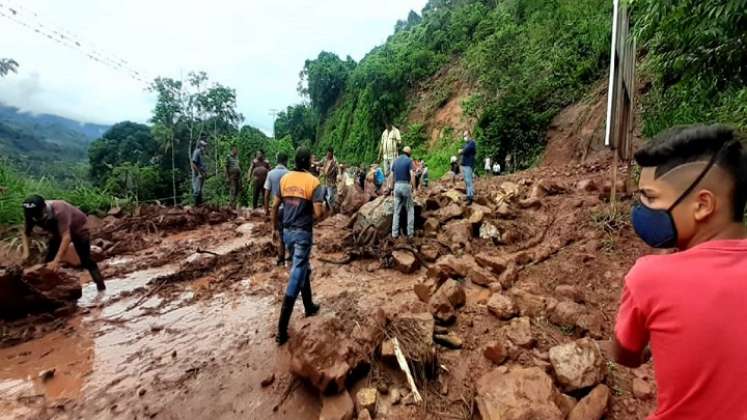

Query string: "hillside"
[[0, 103, 109, 179]]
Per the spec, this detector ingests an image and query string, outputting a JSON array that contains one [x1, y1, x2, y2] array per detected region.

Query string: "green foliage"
[[0, 160, 113, 225], [103, 163, 165, 204], [299, 52, 356, 116], [88, 121, 159, 185], [289, 0, 612, 169], [274, 104, 318, 147], [633, 0, 747, 135]]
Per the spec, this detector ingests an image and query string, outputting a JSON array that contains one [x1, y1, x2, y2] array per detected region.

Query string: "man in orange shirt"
[[612, 125, 747, 419], [272, 147, 327, 345]]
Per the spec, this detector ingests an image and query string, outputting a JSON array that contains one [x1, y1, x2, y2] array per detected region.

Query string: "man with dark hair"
[[21, 195, 106, 291], [610, 124, 747, 419], [460, 130, 477, 205], [248, 149, 271, 209], [225, 145, 242, 209], [264, 152, 290, 266], [272, 147, 326, 345]]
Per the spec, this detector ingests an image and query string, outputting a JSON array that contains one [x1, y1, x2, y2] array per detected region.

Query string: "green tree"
[[148, 77, 183, 205], [88, 121, 158, 186], [299, 52, 356, 116], [274, 104, 318, 146]]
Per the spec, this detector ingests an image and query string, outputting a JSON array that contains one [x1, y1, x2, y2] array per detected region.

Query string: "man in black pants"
[[21, 195, 106, 291]]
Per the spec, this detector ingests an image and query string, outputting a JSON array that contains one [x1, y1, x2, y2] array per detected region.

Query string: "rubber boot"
[[301, 280, 320, 317], [89, 265, 106, 291], [276, 295, 296, 345]]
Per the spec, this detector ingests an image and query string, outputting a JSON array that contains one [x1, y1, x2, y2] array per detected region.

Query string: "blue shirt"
[[462, 139, 477, 168], [264, 164, 289, 198], [392, 155, 413, 183]]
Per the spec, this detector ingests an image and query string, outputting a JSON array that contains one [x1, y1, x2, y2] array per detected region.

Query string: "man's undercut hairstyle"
[[635, 124, 747, 221], [276, 152, 288, 165], [23, 194, 46, 220], [295, 147, 312, 171]]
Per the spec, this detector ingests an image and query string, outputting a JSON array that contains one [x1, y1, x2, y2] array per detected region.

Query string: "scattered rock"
[[357, 409, 372, 420], [355, 388, 377, 416], [423, 218, 440, 234], [438, 203, 463, 223], [380, 339, 396, 364], [577, 310, 605, 339], [498, 263, 519, 288], [390, 388, 401, 405], [479, 222, 501, 241], [549, 338, 606, 392], [467, 264, 498, 287], [503, 317, 535, 348], [434, 325, 449, 335], [495, 202, 515, 219], [568, 384, 610, 420], [554, 393, 578, 417], [320, 390, 355, 420], [484, 341, 507, 365], [444, 189, 463, 203], [434, 333, 463, 349], [420, 244, 440, 262], [260, 373, 275, 387], [487, 294, 517, 320], [0, 265, 82, 320], [510, 289, 546, 317], [576, 179, 598, 193], [392, 250, 419, 274], [510, 251, 534, 266], [289, 312, 384, 394], [474, 253, 508, 275], [632, 378, 654, 400], [435, 279, 466, 308], [549, 301, 585, 327], [475, 367, 564, 420], [555, 285, 583, 303], [413, 277, 439, 303], [518, 197, 542, 209], [444, 220, 472, 250], [430, 292, 457, 324]]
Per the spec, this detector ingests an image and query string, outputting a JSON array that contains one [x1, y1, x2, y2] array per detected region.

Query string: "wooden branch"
[[392, 337, 423, 404]]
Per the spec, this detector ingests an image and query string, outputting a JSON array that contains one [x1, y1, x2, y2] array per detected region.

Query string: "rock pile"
[[0, 265, 82, 320]]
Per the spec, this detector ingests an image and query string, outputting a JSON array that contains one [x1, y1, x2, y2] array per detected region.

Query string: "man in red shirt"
[[612, 125, 747, 419]]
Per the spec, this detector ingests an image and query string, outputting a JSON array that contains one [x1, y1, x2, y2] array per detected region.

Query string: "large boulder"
[[510, 289, 547, 317], [354, 196, 395, 237], [433, 279, 466, 308], [487, 294, 517, 320], [438, 203, 463, 223], [443, 220, 472, 251], [475, 367, 564, 420], [549, 338, 607, 392], [340, 185, 370, 216], [0, 265, 82, 320], [289, 312, 385, 394], [392, 250, 419, 274]]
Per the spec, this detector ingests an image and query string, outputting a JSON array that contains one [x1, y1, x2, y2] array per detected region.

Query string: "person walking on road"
[[226, 145, 242, 208], [378, 122, 401, 176], [191, 140, 208, 206], [272, 147, 326, 345], [264, 152, 290, 266], [391, 146, 416, 239], [248, 150, 271, 209], [21, 195, 106, 291], [460, 130, 477, 205], [609, 125, 747, 419], [321, 147, 339, 212]]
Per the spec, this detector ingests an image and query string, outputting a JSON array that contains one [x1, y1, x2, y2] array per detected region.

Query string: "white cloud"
[[0, 0, 427, 133]]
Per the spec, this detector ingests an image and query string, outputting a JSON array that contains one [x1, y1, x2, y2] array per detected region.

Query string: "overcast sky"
[[0, 0, 427, 134]]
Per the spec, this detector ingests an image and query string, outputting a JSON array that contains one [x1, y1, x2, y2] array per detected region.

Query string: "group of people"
[[16, 121, 747, 418]]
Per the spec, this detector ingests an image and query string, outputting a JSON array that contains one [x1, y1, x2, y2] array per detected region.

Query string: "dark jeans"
[[46, 234, 103, 286], [276, 207, 285, 264], [252, 178, 265, 209], [283, 229, 312, 299]]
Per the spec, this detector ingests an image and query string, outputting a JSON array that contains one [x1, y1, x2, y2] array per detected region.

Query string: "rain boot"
[[89, 265, 106, 291], [301, 280, 320, 317], [276, 295, 295, 345]]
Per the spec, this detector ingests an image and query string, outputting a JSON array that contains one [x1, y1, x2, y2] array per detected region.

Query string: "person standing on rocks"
[[378, 122, 401, 176], [391, 146, 416, 240], [610, 125, 747, 419], [321, 147, 339, 213], [225, 145, 242, 209], [21, 195, 106, 291], [248, 150, 271, 209], [272, 147, 326, 345], [191, 140, 208, 206], [460, 130, 477, 205], [264, 152, 289, 266]]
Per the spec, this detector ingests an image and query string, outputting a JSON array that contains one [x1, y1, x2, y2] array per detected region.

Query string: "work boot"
[[301, 281, 320, 317], [89, 266, 106, 291], [276, 295, 296, 345]]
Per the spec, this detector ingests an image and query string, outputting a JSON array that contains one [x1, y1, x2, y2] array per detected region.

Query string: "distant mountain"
[[0, 103, 110, 178]]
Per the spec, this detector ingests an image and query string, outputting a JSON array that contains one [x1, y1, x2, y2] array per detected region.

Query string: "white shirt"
[[484, 157, 492, 170], [380, 127, 401, 161], [492, 163, 501, 173]]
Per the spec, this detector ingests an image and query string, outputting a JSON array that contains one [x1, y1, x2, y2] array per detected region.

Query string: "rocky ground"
[[0, 156, 658, 420]]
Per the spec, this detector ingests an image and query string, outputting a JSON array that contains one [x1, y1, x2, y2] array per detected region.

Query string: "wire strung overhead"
[[0, 0, 150, 84]]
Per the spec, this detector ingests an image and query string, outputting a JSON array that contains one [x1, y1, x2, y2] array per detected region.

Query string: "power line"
[[0, 1, 149, 85]]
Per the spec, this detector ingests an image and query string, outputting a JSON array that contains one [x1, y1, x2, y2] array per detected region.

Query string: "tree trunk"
[[171, 134, 177, 206]]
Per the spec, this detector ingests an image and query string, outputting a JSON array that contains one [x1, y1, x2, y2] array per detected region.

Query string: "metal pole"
[[604, 0, 620, 148]]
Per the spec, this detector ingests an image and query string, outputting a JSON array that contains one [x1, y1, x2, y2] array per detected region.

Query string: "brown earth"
[[0, 156, 659, 420]]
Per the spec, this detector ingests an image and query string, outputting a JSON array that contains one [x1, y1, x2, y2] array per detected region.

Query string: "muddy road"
[[1, 160, 659, 420]]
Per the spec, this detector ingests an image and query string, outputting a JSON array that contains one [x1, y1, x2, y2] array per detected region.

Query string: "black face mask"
[[631, 150, 721, 248]]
